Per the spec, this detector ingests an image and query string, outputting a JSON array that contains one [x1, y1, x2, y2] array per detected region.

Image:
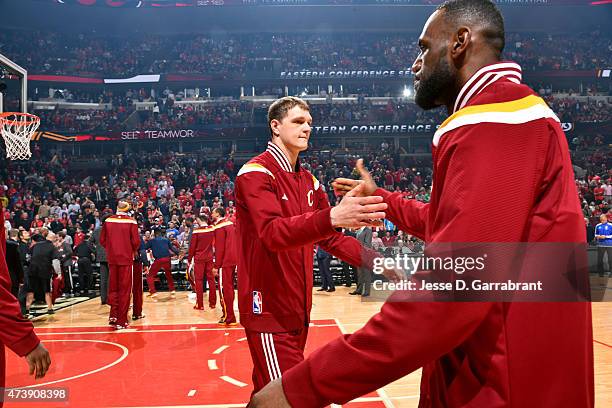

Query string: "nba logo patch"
[[253, 291, 262, 314]]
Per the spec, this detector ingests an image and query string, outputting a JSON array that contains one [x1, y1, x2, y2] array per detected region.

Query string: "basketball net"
[[0, 112, 40, 161]]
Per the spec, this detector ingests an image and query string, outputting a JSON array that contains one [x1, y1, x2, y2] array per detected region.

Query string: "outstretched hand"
[[330, 182, 387, 229], [380, 265, 405, 283], [332, 159, 378, 197]]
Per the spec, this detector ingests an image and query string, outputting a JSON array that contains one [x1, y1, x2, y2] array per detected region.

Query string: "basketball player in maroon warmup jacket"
[[235, 96, 388, 395], [188, 217, 216, 310], [212, 207, 238, 326], [250, 1, 593, 406], [100, 201, 140, 329]]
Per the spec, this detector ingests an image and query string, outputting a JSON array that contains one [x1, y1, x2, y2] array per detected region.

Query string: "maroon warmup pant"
[[218, 265, 237, 323], [245, 327, 309, 395], [194, 260, 216, 309], [0, 344, 4, 408], [108, 264, 133, 327], [132, 262, 144, 317], [146, 257, 175, 294]]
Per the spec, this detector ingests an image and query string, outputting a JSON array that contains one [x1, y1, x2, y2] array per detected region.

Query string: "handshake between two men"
[[328, 159, 404, 284], [328, 159, 386, 230]]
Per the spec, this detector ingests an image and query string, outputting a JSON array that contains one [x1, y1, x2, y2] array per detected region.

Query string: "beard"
[[414, 56, 454, 110]]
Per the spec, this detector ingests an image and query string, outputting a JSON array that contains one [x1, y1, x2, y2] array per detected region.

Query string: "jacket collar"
[[267, 141, 295, 173], [453, 61, 522, 114]]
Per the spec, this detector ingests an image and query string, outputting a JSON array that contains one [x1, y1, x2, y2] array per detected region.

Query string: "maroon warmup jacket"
[[281, 62, 594, 407], [214, 219, 237, 268], [235, 141, 378, 333], [100, 213, 140, 265], [189, 225, 215, 262]]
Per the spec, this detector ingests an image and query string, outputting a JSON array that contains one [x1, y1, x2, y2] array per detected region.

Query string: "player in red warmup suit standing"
[[100, 201, 140, 330], [211, 207, 238, 326], [188, 216, 216, 310], [235, 96, 388, 395]]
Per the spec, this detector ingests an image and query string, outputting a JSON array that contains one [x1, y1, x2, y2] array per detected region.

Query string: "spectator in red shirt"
[[223, 187, 235, 204], [148, 184, 157, 200], [178, 190, 189, 207], [414, 173, 423, 188], [193, 185, 204, 204], [593, 183, 605, 203], [225, 158, 235, 175], [384, 171, 394, 190], [30, 215, 44, 230], [73, 227, 85, 248], [381, 231, 396, 247]]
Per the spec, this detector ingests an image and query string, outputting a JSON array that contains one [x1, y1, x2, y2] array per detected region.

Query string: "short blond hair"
[[267, 96, 310, 138]]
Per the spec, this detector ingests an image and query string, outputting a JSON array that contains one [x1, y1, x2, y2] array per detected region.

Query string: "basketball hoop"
[[0, 112, 40, 160]]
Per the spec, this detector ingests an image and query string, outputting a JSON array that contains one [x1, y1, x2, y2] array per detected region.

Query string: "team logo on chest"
[[307, 190, 314, 207]]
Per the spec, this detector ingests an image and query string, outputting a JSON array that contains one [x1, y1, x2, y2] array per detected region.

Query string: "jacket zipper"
[[297, 172, 309, 327]]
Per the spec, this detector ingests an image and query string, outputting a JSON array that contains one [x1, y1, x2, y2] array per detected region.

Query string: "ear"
[[451, 27, 471, 59], [270, 119, 281, 137]]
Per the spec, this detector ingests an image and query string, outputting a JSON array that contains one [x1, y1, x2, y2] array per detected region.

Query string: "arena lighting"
[[402, 87, 411, 97]]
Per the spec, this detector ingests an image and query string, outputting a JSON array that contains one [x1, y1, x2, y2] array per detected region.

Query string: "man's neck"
[[272, 140, 298, 170], [447, 55, 501, 114]]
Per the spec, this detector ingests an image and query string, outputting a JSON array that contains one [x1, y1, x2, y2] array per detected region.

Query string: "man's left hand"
[[381, 265, 405, 283], [249, 379, 291, 408]]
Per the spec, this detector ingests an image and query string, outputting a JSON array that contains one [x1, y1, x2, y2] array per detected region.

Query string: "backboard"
[[0, 52, 28, 114]]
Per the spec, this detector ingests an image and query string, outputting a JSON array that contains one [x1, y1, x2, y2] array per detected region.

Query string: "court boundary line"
[[34, 322, 341, 336], [594, 339, 612, 349], [10, 339, 129, 389], [33, 321, 338, 331]]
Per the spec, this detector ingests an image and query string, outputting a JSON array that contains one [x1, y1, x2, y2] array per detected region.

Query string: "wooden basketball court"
[[5, 286, 611, 407]]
